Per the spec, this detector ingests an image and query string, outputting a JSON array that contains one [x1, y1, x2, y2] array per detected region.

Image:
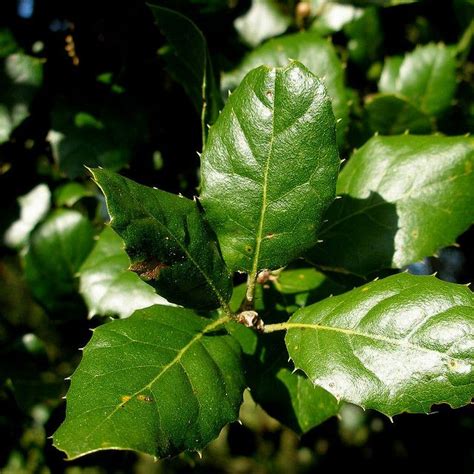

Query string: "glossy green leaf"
[[23, 210, 94, 312], [53, 306, 245, 460], [222, 32, 348, 146], [79, 227, 171, 319], [234, 0, 291, 47], [201, 62, 340, 273], [378, 43, 457, 116], [365, 94, 434, 135], [91, 168, 232, 310], [149, 5, 222, 137], [307, 135, 474, 275], [285, 273, 474, 416]]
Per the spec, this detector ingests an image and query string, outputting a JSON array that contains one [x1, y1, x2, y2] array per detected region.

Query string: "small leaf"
[[79, 227, 172, 319], [91, 168, 232, 310], [379, 43, 457, 116], [149, 5, 222, 135], [222, 32, 348, 145], [201, 62, 339, 273], [23, 210, 94, 312], [285, 273, 474, 416], [365, 93, 434, 135], [53, 306, 245, 459], [307, 135, 474, 275]]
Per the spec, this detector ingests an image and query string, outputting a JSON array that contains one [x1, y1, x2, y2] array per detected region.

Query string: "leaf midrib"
[[249, 71, 276, 277], [285, 321, 466, 363]]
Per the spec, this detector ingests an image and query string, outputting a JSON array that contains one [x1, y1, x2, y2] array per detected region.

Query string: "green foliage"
[[201, 62, 339, 273], [307, 135, 474, 275], [150, 5, 222, 140], [379, 43, 457, 117], [2, 2, 473, 471], [285, 273, 474, 415], [222, 32, 348, 145], [53, 306, 245, 459], [23, 210, 94, 313], [91, 168, 232, 310]]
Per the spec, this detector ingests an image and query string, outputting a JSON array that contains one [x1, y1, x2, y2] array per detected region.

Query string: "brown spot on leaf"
[[121, 395, 131, 404], [137, 394, 154, 403], [130, 258, 169, 281]]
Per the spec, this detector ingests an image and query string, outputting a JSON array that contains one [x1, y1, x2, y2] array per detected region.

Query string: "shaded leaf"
[[222, 32, 348, 145], [23, 210, 94, 312], [285, 273, 474, 416], [92, 168, 232, 310], [229, 282, 339, 433], [50, 98, 146, 179], [149, 5, 222, 136], [308, 135, 474, 274], [365, 93, 433, 135], [79, 227, 171, 319], [201, 62, 339, 273], [53, 306, 244, 459]]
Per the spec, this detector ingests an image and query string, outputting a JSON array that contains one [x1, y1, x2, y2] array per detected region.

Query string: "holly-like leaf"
[[222, 32, 348, 146], [285, 273, 474, 416], [365, 94, 433, 135], [201, 62, 339, 273], [23, 210, 94, 313], [91, 168, 232, 310], [53, 306, 244, 460], [79, 227, 171, 319], [378, 43, 457, 117], [307, 135, 474, 275], [149, 5, 222, 136]]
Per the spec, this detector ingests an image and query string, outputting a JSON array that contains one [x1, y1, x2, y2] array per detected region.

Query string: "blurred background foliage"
[[0, 0, 473, 472]]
